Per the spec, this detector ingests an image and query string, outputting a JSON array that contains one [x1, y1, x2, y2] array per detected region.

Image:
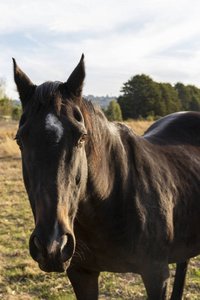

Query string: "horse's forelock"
[[31, 81, 62, 114], [30, 84, 102, 166]]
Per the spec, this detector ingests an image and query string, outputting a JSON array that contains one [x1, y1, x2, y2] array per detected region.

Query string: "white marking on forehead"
[[45, 113, 63, 143]]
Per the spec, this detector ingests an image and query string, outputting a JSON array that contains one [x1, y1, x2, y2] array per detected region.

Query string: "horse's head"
[[13, 55, 88, 272]]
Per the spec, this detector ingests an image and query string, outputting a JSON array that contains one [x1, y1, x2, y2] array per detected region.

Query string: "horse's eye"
[[79, 134, 87, 144], [14, 135, 23, 149]]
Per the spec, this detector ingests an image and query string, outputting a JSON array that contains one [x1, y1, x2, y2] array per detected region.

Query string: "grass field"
[[0, 120, 200, 299]]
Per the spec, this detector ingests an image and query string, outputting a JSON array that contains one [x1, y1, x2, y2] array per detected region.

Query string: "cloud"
[[1, 0, 200, 99]]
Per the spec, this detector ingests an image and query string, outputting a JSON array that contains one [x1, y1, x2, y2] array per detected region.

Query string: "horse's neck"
[[79, 120, 146, 242], [86, 120, 141, 201]]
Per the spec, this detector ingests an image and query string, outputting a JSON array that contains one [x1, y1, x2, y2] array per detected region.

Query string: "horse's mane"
[[81, 98, 106, 166]]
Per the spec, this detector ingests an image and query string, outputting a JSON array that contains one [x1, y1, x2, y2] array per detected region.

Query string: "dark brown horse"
[[13, 55, 200, 299]]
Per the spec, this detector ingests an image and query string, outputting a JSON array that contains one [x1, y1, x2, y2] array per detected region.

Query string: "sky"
[[1, 0, 200, 100]]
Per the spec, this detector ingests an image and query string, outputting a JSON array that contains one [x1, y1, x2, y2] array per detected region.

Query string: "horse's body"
[[13, 55, 200, 299]]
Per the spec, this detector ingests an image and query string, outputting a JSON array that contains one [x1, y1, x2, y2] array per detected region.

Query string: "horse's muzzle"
[[29, 231, 75, 272]]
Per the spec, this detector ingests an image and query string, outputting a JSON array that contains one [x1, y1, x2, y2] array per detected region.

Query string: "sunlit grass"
[[124, 119, 154, 136], [0, 121, 20, 158]]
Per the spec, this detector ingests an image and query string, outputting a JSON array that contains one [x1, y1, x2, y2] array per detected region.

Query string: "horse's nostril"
[[34, 236, 42, 250], [29, 234, 43, 262], [61, 233, 75, 262], [60, 235, 68, 251], [29, 230, 75, 269]]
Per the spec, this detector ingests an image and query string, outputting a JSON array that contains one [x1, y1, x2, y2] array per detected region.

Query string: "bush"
[[12, 106, 22, 120], [105, 100, 123, 121], [146, 115, 154, 121]]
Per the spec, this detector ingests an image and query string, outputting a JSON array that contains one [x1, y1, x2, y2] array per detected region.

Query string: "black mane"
[[81, 97, 108, 166]]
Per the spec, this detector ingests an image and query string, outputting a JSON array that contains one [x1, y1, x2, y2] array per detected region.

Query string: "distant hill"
[[85, 95, 117, 108], [13, 100, 20, 106], [13, 96, 116, 109]]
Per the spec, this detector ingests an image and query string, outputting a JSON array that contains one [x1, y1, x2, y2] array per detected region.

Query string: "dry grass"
[[124, 120, 154, 136], [0, 121, 20, 158]]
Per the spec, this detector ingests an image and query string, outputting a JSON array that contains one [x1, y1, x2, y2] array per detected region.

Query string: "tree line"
[[1, 74, 200, 122], [117, 74, 200, 120], [0, 78, 21, 120]]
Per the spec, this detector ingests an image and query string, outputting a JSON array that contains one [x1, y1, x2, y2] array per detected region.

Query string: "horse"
[[13, 55, 200, 300]]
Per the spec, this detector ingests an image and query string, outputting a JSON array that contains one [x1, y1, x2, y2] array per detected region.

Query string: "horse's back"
[[143, 111, 200, 146]]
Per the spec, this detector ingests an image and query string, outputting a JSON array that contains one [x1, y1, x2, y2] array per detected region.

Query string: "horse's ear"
[[12, 58, 35, 108], [60, 54, 85, 105]]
